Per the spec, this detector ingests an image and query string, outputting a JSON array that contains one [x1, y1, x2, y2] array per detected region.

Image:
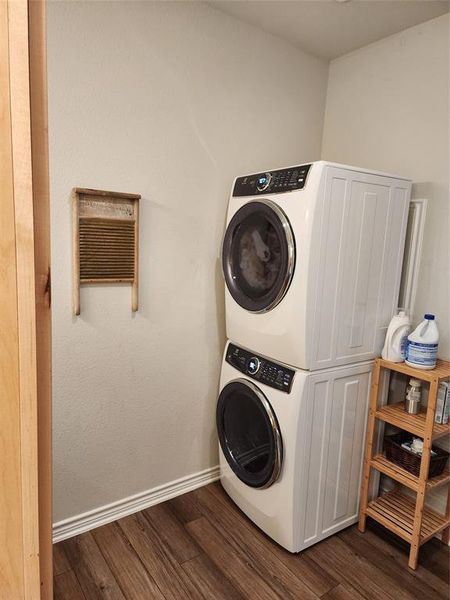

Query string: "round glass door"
[[216, 379, 282, 488], [222, 199, 295, 312]]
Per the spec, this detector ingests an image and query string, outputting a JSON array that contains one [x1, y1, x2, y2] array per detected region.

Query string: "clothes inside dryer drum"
[[222, 200, 295, 313], [239, 224, 280, 292]]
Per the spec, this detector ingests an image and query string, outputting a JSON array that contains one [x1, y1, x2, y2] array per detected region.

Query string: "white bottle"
[[405, 314, 439, 370], [381, 311, 411, 362]]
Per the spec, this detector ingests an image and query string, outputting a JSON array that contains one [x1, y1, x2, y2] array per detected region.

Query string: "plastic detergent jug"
[[381, 311, 411, 362], [405, 314, 439, 370]]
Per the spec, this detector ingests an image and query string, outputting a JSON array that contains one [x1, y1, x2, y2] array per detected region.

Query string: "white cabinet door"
[[297, 362, 372, 549], [311, 166, 410, 370], [321, 367, 371, 534]]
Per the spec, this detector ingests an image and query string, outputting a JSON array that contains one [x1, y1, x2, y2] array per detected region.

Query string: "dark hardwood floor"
[[53, 482, 449, 600]]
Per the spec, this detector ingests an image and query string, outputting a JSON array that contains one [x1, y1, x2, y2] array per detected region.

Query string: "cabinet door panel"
[[297, 364, 371, 550], [321, 372, 370, 534]]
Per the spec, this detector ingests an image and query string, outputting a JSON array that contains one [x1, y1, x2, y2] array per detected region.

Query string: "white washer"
[[217, 341, 372, 552], [222, 161, 411, 370]]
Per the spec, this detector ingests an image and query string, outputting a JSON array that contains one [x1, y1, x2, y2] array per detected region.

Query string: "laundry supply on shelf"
[[435, 380, 450, 425], [381, 310, 411, 362], [405, 314, 439, 370], [404, 378, 422, 414], [400, 437, 437, 457]]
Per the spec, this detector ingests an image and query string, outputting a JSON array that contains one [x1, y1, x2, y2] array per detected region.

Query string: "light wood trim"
[[72, 191, 80, 315], [0, 0, 48, 597], [8, 1, 41, 594], [75, 187, 141, 200], [132, 200, 139, 311], [0, 3, 26, 596], [29, 0, 52, 596]]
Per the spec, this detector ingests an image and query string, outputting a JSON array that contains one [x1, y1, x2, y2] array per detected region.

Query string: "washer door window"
[[222, 199, 295, 312], [217, 379, 282, 488]]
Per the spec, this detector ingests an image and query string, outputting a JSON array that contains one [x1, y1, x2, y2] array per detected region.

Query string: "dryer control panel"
[[233, 164, 312, 197], [226, 343, 295, 393]]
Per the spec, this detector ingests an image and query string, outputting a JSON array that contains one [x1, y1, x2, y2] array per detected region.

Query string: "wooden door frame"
[[29, 1, 52, 597], [1, 1, 52, 598]]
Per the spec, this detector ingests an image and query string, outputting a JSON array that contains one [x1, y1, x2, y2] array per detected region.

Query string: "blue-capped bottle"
[[405, 314, 439, 370]]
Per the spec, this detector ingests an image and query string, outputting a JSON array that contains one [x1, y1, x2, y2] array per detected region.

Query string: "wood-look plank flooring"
[[54, 482, 449, 600]]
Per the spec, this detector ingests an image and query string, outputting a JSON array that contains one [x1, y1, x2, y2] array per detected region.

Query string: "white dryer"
[[217, 341, 372, 552], [222, 161, 411, 370]]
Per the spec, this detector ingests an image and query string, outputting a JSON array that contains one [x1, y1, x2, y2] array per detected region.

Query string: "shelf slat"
[[371, 454, 450, 491], [378, 358, 450, 383], [370, 455, 418, 491], [375, 402, 450, 440], [426, 468, 450, 490], [366, 490, 450, 546]]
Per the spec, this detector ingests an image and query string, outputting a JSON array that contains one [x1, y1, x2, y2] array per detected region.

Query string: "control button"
[[247, 357, 260, 375], [256, 173, 272, 192]]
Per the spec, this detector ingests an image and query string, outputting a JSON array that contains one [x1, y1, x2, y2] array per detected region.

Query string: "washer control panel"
[[225, 343, 295, 393], [233, 164, 311, 197]]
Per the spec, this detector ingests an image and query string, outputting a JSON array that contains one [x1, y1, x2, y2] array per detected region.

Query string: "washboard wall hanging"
[[72, 188, 140, 315]]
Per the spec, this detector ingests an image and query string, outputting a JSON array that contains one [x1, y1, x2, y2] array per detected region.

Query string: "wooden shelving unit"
[[359, 358, 450, 570]]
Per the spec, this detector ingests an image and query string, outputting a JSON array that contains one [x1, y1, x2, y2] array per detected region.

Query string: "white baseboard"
[[53, 465, 220, 543]]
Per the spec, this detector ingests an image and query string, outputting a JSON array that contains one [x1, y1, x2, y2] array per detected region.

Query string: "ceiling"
[[207, 0, 449, 60]]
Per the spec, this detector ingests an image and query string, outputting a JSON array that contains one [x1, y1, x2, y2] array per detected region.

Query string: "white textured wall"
[[322, 14, 450, 517], [48, 0, 328, 522], [322, 14, 450, 359]]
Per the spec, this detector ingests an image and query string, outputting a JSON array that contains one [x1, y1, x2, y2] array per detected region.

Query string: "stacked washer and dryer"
[[216, 161, 412, 552]]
